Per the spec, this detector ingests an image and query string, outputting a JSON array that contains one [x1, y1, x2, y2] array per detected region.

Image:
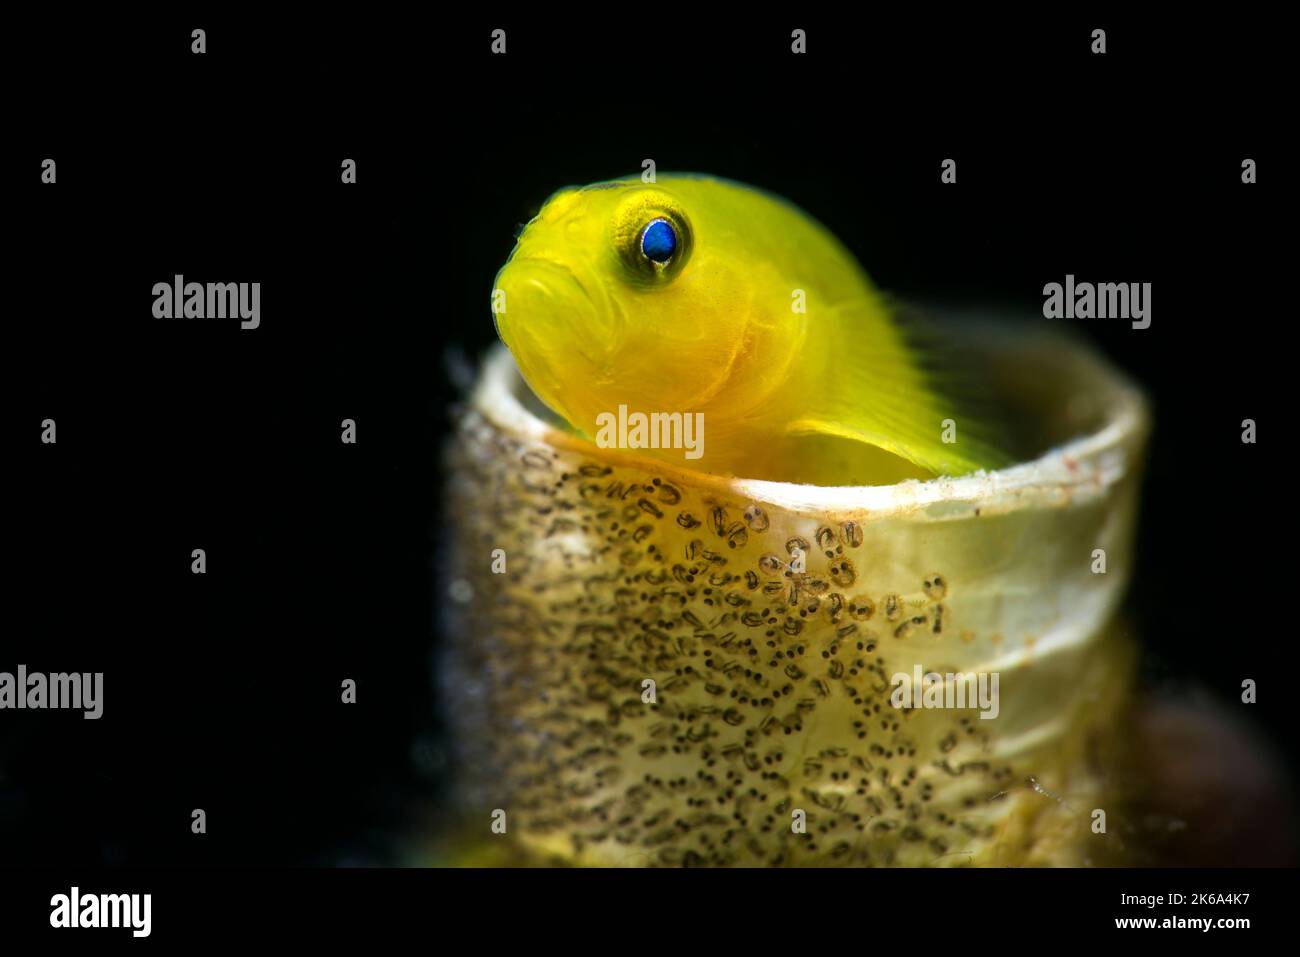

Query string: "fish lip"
[[509, 256, 593, 303], [504, 255, 617, 364]]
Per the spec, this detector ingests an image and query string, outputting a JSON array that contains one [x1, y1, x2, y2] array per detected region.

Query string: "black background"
[[3, 12, 1292, 877]]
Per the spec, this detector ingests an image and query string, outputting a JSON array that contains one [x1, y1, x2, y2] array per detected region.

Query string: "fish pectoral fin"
[[786, 415, 942, 475], [788, 416, 901, 459], [787, 405, 1001, 479]]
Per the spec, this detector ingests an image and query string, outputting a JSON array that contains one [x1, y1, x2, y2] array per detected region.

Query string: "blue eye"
[[640, 219, 677, 263]]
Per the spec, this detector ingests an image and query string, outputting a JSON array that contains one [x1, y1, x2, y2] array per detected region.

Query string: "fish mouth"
[[499, 256, 614, 365]]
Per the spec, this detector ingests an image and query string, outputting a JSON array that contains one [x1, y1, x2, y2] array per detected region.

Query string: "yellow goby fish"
[[492, 173, 1007, 484]]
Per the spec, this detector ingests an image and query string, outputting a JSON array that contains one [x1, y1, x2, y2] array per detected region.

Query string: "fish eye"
[[612, 191, 693, 284], [640, 219, 677, 264]]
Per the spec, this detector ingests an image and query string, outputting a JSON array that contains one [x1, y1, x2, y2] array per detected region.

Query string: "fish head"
[[492, 178, 785, 435]]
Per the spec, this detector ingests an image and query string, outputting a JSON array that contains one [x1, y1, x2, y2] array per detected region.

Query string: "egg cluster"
[[444, 398, 1131, 866]]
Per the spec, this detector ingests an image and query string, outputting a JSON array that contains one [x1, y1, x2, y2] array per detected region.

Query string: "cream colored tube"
[[442, 325, 1149, 866]]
